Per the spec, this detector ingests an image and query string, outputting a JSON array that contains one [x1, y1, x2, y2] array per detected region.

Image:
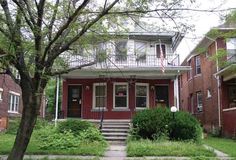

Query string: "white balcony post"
[[174, 76, 179, 110]]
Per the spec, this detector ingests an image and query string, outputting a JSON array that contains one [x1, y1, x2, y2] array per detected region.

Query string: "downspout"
[[205, 36, 221, 129], [55, 75, 60, 126]]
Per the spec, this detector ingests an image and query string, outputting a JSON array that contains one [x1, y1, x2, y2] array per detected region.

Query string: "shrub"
[[79, 127, 105, 142], [34, 118, 50, 130], [57, 119, 92, 135], [132, 107, 172, 140], [169, 111, 202, 142], [5, 118, 21, 134], [132, 107, 202, 142]]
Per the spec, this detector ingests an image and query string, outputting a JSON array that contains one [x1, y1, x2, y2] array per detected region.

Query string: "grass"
[[204, 136, 236, 157], [127, 139, 215, 157], [0, 133, 107, 156]]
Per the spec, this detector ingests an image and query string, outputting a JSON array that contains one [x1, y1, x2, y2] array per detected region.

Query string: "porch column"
[[174, 76, 179, 110]]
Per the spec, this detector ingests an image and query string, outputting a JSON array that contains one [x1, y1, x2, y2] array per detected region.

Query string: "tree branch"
[[49, 61, 96, 76], [0, 0, 14, 34], [43, 0, 90, 60], [48, 0, 60, 41], [22, 0, 36, 25], [47, 0, 119, 64]]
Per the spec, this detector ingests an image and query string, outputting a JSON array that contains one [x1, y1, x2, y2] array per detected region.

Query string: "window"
[[226, 38, 236, 62], [114, 83, 128, 108], [135, 41, 147, 62], [93, 83, 106, 108], [197, 92, 203, 112], [195, 56, 201, 75], [136, 83, 149, 108], [115, 40, 127, 61], [8, 92, 20, 113], [156, 44, 166, 58], [10, 66, 20, 80], [228, 86, 236, 108], [0, 88, 3, 101]]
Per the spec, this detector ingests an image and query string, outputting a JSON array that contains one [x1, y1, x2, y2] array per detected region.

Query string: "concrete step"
[[102, 132, 128, 137], [102, 125, 130, 129], [102, 128, 129, 133], [105, 136, 127, 141]]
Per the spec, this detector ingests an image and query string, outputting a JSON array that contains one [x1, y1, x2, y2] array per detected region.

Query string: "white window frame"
[[113, 82, 129, 109], [0, 88, 3, 101], [197, 92, 203, 112], [195, 56, 201, 75], [8, 91, 20, 113], [93, 83, 107, 109], [135, 83, 149, 109]]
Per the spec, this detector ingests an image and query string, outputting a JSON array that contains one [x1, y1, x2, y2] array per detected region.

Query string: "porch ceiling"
[[216, 64, 236, 81], [61, 66, 190, 79]]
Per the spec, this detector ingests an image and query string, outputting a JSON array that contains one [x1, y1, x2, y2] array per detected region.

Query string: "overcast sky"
[[177, 0, 236, 62]]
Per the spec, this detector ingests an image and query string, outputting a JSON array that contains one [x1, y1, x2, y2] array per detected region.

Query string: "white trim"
[[8, 93, 20, 113], [113, 82, 129, 109], [92, 83, 107, 109], [0, 88, 3, 91], [135, 83, 149, 109], [0, 88, 3, 101], [223, 107, 236, 112], [7, 111, 20, 114], [9, 91, 20, 96]]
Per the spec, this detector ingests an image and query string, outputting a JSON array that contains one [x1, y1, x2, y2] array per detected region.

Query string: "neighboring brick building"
[[0, 68, 47, 130], [180, 24, 236, 137], [0, 72, 23, 130]]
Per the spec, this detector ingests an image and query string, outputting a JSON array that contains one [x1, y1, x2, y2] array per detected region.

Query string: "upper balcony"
[[65, 54, 180, 69]]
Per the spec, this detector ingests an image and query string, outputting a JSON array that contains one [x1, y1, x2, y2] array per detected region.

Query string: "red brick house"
[[0, 68, 22, 130], [61, 32, 190, 121], [179, 25, 236, 137], [0, 67, 46, 130]]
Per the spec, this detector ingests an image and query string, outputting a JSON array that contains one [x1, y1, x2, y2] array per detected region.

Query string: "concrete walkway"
[[204, 144, 231, 160], [102, 143, 127, 160]]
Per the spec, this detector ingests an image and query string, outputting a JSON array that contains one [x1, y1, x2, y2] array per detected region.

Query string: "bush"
[[169, 111, 202, 142], [79, 127, 105, 142], [34, 118, 50, 130], [5, 118, 21, 134], [132, 107, 172, 140], [57, 119, 92, 135], [132, 107, 202, 142]]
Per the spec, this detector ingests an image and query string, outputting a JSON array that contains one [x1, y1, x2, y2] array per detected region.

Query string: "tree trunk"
[[7, 79, 43, 160]]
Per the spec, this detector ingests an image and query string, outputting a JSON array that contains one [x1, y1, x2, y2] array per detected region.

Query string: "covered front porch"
[[61, 67, 189, 120]]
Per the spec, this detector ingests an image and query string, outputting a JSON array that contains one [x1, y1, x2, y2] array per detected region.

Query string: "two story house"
[[180, 24, 236, 137], [61, 31, 190, 121]]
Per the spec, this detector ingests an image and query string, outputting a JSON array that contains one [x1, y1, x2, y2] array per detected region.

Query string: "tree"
[[0, 0, 198, 159]]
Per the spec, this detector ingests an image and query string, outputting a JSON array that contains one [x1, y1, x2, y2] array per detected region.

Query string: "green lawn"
[[204, 136, 236, 157], [127, 139, 215, 157], [0, 133, 107, 156]]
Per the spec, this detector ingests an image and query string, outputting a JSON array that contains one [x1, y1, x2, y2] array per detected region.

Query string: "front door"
[[68, 85, 82, 118], [155, 85, 169, 107]]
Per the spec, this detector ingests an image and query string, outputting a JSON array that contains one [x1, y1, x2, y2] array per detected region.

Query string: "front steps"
[[101, 120, 131, 143]]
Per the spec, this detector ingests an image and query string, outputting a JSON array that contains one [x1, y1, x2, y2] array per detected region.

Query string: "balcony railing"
[[62, 54, 180, 69]]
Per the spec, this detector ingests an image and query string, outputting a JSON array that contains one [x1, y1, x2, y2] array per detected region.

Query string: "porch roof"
[[61, 66, 190, 79], [215, 64, 236, 81]]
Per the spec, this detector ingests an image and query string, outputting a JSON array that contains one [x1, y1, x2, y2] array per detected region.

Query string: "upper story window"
[[196, 91, 203, 112], [195, 55, 201, 75], [8, 91, 20, 113], [226, 38, 236, 62], [115, 40, 127, 61], [156, 44, 166, 58], [135, 41, 147, 62], [93, 83, 106, 109]]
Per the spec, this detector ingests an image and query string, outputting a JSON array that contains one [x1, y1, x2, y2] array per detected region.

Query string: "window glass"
[[114, 84, 128, 108], [195, 56, 201, 75], [94, 84, 106, 108], [156, 44, 166, 58], [115, 41, 127, 61], [197, 92, 203, 112], [136, 85, 148, 108], [8, 94, 20, 112], [135, 41, 147, 61]]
